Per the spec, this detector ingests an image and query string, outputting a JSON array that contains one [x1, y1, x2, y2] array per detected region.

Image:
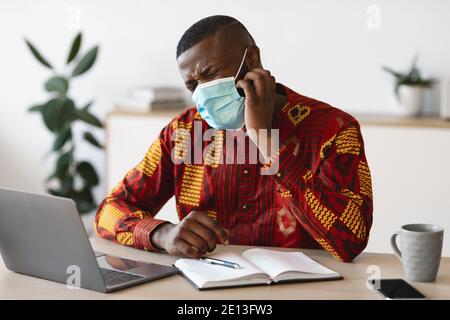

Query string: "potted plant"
[[25, 32, 103, 219], [383, 56, 435, 116]]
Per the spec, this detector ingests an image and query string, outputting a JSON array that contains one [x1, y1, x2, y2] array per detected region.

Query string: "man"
[[95, 15, 373, 262]]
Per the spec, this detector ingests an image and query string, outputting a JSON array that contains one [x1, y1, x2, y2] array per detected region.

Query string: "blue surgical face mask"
[[192, 49, 248, 130]]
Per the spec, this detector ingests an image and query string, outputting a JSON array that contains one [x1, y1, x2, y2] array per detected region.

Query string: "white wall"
[[1, 1, 450, 210]]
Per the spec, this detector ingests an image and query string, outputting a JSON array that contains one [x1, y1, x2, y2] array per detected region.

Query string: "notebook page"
[[242, 248, 337, 280], [174, 252, 267, 286]]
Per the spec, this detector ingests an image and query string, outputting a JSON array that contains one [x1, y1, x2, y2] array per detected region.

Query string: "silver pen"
[[200, 257, 241, 269]]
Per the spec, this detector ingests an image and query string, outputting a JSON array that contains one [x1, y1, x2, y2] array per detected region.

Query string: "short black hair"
[[176, 15, 255, 58]]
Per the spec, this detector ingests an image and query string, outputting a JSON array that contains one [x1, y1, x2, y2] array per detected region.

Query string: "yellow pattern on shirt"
[[207, 210, 217, 220], [335, 126, 360, 155], [316, 238, 343, 261], [340, 200, 366, 239], [117, 232, 134, 246], [179, 164, 204, 207], [173, 121, 192, 161], [358, 161, 372, 199], [320, 134, 336, 159], [305, 188, 337, 230], [287, 104, 311, 126], [303, 170, 313, 181], [205, 130, 224, 168], [341, 189, 363, 206], [98, 204, 124, 235], [137, 139, 161, 176]]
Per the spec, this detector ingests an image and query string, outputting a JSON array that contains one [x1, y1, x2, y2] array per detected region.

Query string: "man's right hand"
[[150, 211, 229, 258]]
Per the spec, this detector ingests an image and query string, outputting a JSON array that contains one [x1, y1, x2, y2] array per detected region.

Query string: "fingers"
[[243, 71, 267, 97], [180, 226, 210, 255], [191, 211, 229, 245], [243, 69, 274, 98], [169, 211, 230, 258], [188, 220, 218, 252], [177, 239, 202, 259], [236, 79, 256, 103], [256, 69, 276, 92]]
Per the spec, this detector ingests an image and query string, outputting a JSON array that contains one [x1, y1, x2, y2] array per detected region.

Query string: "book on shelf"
[[116, 86, 188, 112]]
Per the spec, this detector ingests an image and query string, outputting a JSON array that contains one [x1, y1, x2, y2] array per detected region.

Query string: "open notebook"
[[174, 248, 342, 290]]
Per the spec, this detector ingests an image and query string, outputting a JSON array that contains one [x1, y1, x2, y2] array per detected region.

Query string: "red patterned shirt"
[[95, 85, 373, 262]]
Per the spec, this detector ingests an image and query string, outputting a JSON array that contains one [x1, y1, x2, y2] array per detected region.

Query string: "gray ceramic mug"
[[391, 224, 444, 282]]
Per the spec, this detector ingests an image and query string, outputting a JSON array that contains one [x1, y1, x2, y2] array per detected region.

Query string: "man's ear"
[[246, 45, 262, 70]]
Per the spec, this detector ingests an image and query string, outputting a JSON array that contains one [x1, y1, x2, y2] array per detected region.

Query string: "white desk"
[[1, 238, 449, 300]]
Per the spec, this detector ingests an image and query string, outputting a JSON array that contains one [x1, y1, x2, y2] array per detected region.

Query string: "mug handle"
[[390, 232, 402, 259]]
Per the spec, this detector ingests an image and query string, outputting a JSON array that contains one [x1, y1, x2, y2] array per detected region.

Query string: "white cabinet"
[[106, 111, 180, 224], [361, 124, 450, 256], [106, 112, 450, 255]]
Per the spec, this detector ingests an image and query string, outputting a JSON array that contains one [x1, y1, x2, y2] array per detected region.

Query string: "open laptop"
[[0, 187, 178, 293]]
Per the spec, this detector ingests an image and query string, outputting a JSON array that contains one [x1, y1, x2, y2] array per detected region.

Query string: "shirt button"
[[243, 168, 249, 174], [276, 171, 283, 178], [242, 204, 248, 210]]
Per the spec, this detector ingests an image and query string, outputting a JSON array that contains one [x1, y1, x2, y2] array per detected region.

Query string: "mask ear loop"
[[234, 48, 248, 79]]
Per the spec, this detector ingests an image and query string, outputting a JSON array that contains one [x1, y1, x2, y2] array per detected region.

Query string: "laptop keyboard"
[[99, 268, 144, 287]]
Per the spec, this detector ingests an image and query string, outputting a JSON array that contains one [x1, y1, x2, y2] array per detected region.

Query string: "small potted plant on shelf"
[[383, 56, 435, 116]]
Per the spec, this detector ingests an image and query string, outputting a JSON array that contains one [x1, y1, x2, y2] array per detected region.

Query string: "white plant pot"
[[398, 85, 426, 116]]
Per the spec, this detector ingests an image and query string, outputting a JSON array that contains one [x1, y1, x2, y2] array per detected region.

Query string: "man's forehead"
[[178, 35, 228, 69], [177, 31, 245, 76]]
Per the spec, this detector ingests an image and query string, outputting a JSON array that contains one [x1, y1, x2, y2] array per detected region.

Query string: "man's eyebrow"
[[183, 64, 224, 86], [200, 64, 222, 75]]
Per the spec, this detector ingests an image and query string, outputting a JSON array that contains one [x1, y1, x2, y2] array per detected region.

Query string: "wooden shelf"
[[109, 107, 185, 117], [354, 114, 450, 129], [109, 108, 450, 129]]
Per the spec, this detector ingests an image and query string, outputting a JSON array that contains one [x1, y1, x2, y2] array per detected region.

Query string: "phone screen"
[[370, 279, 426, 299]]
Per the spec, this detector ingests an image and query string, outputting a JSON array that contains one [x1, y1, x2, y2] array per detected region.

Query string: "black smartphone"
[[235, 61, 249, 97], [369, 279, 426, 300]]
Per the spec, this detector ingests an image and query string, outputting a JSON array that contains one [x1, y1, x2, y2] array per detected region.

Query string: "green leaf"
[[47, 178, 73, 198], [41, 98, 64, 132], [77, 161, 99, 186], [25, 39, 53, 69], [73, 187, 96, 214], [382, 66, 402, 80], [60, 98, 77, 123], [60, 175, 74, 195], [55, 152, 71, 180], [44, 76, 69, 94], [47, 188, 66, 197], [28, 104, 44, 113], [76, 199, 96, 213], [410, 54, 419, 70], [83, 131, 103, 149], [78, 201, 97, 214], [82, 100, 94, 111], [53, 126, 72, 151], [46, 172, 56, 182], [394, 83, 401, 100], [41, 98, 76, 132], [74, 187, 93, 203], [71, 46, 99, 77], [75, 109, 103, 128], [67, 32, 82, 64]]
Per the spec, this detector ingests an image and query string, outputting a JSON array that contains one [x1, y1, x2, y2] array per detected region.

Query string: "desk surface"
[[1, 238, 449, 300]]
